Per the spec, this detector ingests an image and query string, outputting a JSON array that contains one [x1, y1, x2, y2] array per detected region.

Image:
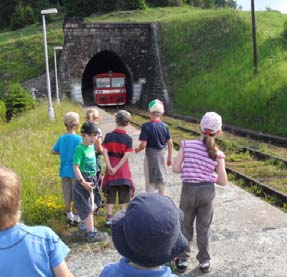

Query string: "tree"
[[126, 0, 146, 9], [11, 3, 36, 30], [283, 20, 287, 42], [63, 0, 99, 16], [0, 0, 18, 29], [225, 0, 237, 8], [214, 0, 237, 8]]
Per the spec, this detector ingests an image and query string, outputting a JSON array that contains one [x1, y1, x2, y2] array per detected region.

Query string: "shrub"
[[5, 83, 35, 121], [0, 100, 6, 123]]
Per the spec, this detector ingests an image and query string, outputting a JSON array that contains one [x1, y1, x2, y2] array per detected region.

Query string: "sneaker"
[[87, 231, 109, 243], [78, 222, 87, 235], [66, 211, 74, 221], [70, 220, 78, 227], [105, 215, 113, 227], [175, 257, 187, 273], [93, 208, 104, 216], [73, 214, 81, 223], [199, 261, 210, 273]]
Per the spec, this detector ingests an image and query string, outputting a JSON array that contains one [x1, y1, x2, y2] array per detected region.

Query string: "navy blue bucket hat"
[[112, 192, 188, 267]]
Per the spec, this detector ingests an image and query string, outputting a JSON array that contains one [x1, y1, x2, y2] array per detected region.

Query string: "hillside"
[[0, 7, 287, 135], [160, 9, 287, 135]]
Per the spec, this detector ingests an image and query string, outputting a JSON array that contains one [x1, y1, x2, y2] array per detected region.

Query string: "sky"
[[236, 0, 287, 14]]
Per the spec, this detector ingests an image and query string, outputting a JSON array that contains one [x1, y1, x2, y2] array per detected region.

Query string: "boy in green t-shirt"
[[73, 122, 108, 243]]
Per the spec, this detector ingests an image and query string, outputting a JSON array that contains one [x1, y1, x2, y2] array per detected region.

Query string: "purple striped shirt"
[[181, 139, 225, 183]]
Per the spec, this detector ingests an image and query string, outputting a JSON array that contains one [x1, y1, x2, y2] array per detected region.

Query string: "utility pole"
[[251, 0, 258, 74]]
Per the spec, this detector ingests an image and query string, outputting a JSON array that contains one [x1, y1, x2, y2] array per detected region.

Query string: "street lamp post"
[[53, 46, 63, 104], [41, 8, 58, 121]]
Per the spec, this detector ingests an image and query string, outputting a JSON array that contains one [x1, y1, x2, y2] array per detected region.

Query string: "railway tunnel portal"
[[59, 19, 170, 108]]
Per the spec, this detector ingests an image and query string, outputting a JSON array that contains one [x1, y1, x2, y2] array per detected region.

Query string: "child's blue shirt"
[[0, 224, 70, 277], [139, 120, 171, 150], [100, 258, 177, 277], [53, 133, 82, 177]]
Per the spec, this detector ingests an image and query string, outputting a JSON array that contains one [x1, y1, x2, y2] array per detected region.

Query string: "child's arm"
[[167, 138, 173, 166], [216, 158, 228, 186], [172, 147, 183, 173], [134, 140, 147, 153], [103, 148, 111, 169], [103, 148, 113, 173], [95, 137, 103, 154], [73, 165, 94, 191], [53, 261, 73, 277], [52, 141, 59, 155], [112, 152, 130, 174]]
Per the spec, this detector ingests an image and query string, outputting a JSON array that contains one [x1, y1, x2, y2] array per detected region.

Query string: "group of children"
[[0, 99, 228, 276]]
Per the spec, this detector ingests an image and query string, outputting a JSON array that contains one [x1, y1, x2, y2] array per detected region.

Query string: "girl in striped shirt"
[[172, 112, 228, 274]]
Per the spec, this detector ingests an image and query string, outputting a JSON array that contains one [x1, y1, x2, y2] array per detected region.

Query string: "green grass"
[[160, 9, 287, 135], [0, 101, 84, 234]]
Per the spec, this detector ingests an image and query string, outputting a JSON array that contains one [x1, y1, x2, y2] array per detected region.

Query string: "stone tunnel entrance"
[[81, 50, 132, 106]]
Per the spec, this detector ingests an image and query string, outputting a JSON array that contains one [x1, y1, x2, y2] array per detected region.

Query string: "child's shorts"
[[61, 177, 75, 204], [73, 182, 94, 220], [106, 185, 130, 204]]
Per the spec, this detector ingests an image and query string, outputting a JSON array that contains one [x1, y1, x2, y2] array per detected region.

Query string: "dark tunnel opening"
[[81, 50, 132, 106]]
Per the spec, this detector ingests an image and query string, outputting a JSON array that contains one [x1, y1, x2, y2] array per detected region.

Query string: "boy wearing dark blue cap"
[[100, 193, 188, 276], [73, 122, 108, 243]]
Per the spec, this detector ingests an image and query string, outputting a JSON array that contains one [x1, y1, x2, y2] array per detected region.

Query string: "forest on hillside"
[[0, 0, 237, 30]]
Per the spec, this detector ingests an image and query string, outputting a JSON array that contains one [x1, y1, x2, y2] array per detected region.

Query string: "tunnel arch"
[[81, 50, 133, 106]]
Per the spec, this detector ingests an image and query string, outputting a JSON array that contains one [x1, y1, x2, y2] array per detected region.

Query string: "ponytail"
[[203, 135, 217, 161]]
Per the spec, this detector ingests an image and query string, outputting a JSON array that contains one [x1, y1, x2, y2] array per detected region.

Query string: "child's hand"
[[108, 168, 116, 176], [167, 159, 172, 166], [134, 147, 140, 153], [82, 181, 94, 191]]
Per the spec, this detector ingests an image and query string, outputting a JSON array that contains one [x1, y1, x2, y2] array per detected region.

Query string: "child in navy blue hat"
[[100, 192, 188, 276]]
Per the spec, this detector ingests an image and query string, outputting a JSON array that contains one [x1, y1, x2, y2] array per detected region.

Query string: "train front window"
[[96, 78, 110, 88], [111, 78, 125, 88]]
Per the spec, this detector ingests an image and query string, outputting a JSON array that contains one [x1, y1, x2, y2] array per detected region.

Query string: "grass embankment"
[[0, 101, 109, 240], [160, 10, 287, 135], [1, 7, 287, 135]]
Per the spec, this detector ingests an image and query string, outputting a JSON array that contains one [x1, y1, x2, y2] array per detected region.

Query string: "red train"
[[93, 72, 127, 106]]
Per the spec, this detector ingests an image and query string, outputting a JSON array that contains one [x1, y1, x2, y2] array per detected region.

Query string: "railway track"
[[127, 108, 287, 209]]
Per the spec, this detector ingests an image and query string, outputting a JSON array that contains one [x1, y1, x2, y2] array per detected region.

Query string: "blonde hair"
[[85, 109, 99, 122], [64, 112, 80, 131], [0, 167, 21, 229], [203, 135, 217, 161]]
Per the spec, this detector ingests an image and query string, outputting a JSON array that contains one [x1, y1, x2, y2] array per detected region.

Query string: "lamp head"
[[41, 8, 58, 15]]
